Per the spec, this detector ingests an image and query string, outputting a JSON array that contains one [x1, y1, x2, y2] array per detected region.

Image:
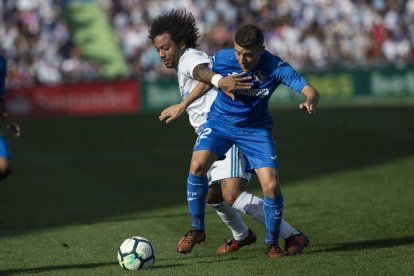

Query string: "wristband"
[[211, 74, 223, 88]]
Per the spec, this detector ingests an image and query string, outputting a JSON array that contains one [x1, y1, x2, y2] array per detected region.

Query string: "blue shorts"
[[194, 118, 279, 172], [0, 135, 11, 159]]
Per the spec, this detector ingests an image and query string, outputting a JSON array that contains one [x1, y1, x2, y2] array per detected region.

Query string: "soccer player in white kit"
[[149, 9, 309, 255]]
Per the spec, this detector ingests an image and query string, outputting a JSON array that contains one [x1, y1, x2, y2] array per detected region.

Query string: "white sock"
[[232, 191, 265, 224], [210, 202, 249, 241], [232, 191, 300, 239], [279, 220, 300, 240]]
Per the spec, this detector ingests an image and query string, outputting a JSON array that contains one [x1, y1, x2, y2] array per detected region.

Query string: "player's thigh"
[[194, 124, 234, 161], [236, 128, 279, 170], [0, 135, 11, 158]]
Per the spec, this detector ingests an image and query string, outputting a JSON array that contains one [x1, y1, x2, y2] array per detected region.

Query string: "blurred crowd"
[[1, 0, 414, 88], [0, 0, 101, 89]]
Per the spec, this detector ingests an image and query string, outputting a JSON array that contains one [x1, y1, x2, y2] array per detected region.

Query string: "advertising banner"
[[5, 80, 141, 116], [141, 78, 181, 110]]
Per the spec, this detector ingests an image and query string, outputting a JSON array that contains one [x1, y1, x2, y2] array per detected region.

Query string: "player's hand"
[[159, 103, 185, 123], [218, 72, 253, 100], [5, 120, 21, 137], [300, 85, 320, 115], [299, 93, 319, 115]]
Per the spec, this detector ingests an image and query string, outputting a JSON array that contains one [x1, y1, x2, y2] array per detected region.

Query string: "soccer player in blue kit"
[[0, 55, 21, 180], [183, 24, 320, 258]]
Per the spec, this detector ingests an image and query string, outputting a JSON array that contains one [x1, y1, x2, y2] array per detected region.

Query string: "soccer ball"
[[117, 236, 155, 270]]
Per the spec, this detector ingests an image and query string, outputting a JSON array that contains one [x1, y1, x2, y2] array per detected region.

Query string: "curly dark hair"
[[148, 9, 200, 48], [235, 24, 264, 47]]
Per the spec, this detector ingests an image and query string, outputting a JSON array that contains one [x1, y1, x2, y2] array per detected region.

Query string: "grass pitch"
[[0, 105, 413, 275]]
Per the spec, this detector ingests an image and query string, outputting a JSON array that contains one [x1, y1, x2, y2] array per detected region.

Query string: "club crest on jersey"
[[253, 70, 266, 82]]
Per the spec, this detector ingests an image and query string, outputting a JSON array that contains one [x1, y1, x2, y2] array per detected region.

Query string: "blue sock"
[[263, 194, 284, 244], [187, 172, 208, 230]]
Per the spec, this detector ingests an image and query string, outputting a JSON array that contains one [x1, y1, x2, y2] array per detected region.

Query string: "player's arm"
[[192, 64, 252, 100], [299, 84, 320, 115], [0, 95, 21, 137], [159, 82, 211, 124]]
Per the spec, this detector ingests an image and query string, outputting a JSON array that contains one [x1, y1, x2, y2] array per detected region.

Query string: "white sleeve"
[[180, 50, 212, 79]]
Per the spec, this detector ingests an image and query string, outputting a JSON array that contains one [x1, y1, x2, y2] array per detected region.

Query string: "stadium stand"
[[1, 0, 413, 87]]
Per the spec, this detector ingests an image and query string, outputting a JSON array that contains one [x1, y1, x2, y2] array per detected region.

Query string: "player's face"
[[234, 43, 265, 72], [153, 33, 185, 69]]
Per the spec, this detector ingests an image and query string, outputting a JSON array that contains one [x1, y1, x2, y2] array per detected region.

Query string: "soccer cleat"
[[265, 242, 284, 258], [284, 232, 310, 256], [176, 229, 206, 254], [216, 229, 257, 253]]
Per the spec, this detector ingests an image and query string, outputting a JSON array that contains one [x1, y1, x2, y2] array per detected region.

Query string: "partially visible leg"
[[0, 135, 12, 181], [0, 157, 11, 180], [187, 150, 218, 229], [207, 182, 249, 242], [176, 150, 218, 254], [227, 182, 309, 255], [232, 191, 300, 238], [208, 179, 257, 253], [256, 167, 284, 258]]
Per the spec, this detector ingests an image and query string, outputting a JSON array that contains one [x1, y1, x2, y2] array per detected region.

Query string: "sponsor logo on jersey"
[[254, 70, 266, 82], [234, 88, 270, 99]]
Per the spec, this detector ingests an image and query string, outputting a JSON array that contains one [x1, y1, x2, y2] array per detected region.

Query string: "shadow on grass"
[[0, 262, 187, 275], [0, 262, 115, 276], [0, 106, 413, 237], [314, 236, 414, 253]]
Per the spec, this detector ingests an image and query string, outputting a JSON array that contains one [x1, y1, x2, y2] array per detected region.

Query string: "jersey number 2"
[[199, 128, 212, 139]]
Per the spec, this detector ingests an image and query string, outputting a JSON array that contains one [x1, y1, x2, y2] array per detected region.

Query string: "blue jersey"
[[211, 49, 308, 128], [0, 55, 6, 95], [0, 55, 10, 159]]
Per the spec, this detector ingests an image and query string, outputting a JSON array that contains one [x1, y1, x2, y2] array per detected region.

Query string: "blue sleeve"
[[211, 49, 232, 74], [274, 61, 308, 93], [0, 55, 6, 95], [211, 51, 223, 73]]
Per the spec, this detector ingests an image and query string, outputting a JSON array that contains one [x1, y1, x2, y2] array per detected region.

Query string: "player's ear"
[[179, 41, 186, 50]]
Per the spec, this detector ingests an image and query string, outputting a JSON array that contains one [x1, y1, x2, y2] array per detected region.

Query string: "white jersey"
[[177, 48, 217, 132]]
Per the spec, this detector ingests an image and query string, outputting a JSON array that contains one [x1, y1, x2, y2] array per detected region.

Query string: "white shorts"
[[207, 145, 251, 185]]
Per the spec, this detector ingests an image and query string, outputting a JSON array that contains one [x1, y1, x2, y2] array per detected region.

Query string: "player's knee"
[[261, 178, 280, 197], [261, 181, 280, 197], [0, 159, 11, 181], [206, 184, 223, 204], [222, 192, 239, 206], [221, 178, 246, 205], [189, 159, 208, 176]]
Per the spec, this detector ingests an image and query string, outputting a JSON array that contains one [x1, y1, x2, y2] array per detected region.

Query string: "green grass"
[[0, 105, 413, 275]]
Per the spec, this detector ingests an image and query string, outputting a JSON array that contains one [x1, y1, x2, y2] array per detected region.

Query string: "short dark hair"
[[148, 9, 200, 48], [234, 24, 264, 47]]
